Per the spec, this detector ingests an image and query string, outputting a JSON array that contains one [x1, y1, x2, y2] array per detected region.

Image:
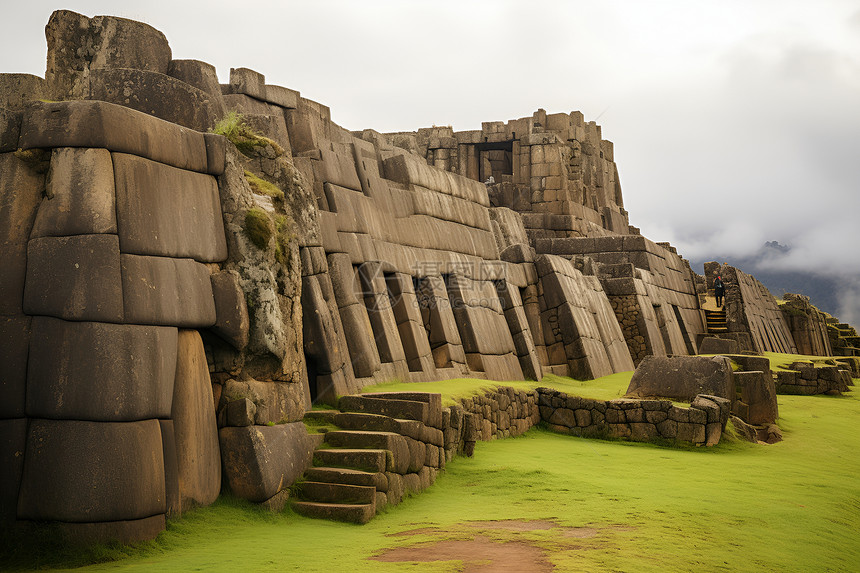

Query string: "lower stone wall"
[[449, 386, 729, 447], [775, 363, 853, 395], [456, 387, 541, 442], [536, 389, 729, 446]]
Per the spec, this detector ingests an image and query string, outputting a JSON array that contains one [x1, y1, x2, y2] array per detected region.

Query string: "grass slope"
[[4, 367, 859, 572]]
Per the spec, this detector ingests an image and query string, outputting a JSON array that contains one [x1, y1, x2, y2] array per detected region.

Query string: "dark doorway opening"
[[475, 141, 513, 183]]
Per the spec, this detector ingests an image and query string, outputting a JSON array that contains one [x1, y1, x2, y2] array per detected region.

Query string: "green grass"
[[360, 371, 633, 406], [4, 359, 859, 572]]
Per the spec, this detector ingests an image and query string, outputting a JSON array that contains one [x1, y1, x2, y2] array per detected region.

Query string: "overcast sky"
[[3, 1, 859, 320]]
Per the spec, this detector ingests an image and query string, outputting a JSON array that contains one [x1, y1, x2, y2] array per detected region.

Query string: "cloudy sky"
[[3, 1, 859, 321]]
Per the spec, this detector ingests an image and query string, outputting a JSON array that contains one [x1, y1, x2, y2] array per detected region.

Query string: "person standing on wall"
[[714, 275, 725, 308]]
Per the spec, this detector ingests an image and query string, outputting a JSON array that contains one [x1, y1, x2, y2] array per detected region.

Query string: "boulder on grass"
[[626, 355, 735, 402]]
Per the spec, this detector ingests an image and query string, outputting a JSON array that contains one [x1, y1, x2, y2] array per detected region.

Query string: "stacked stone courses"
[[0, 9, 846, 541]]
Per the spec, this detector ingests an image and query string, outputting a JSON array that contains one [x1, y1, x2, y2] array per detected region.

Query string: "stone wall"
[[537, 389, 730, 446], [706, 263, 799, 354], [535, 236, 704, 364], [2, 99, 226, 541], [1, 9, 842, 543], [780, 293, 832, 356], [775, 363, 853, 395]]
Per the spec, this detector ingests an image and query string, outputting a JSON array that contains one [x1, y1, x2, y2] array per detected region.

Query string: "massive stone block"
[[45, 10, 171, 99], [168, 59, 223, 97], [0, 108, 22, 152], [31, 148, 117, 238], [172, 330, 221, 508], [17, 419, 165, 522], [121, 254, 216, 327], [0, 73, 47, 111], [88, 68, 222, 132], [24, 234, 124, 323], [158, 419, 180, 517], [0, 316, 30, 418], [112, 152, 227, 262], [27, 317, 177, 421], [20, 101, 215, 175], [0, 153, 44, 316], [0, 418, 27, 524], [221, 377, 308, 425], [219, 422, 316, 503], [734, 370, 779, 425], [626, 355, 735, 402], [209, 270, 250, 350]]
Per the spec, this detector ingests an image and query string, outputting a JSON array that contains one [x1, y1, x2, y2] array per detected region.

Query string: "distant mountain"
[[688, 242, 841, 317]]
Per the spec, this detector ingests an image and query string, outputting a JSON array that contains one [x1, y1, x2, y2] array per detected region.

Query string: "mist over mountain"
[[688, 241, 859, 325]]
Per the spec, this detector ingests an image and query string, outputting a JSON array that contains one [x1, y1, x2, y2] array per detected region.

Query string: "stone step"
[[304, 467, 388, 491], [303, 410, 340, 424], [361, 392, 443, 428], [338, 395, 429, 424], [292, 501, 375, 524], [313, 448, 390, 473], [332, 412, 445, 447], [299, 481, 376, 504], [324, 430, 410, 473]]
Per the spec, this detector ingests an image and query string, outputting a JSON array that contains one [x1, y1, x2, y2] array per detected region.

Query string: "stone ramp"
[[293, 392, 444, 524]]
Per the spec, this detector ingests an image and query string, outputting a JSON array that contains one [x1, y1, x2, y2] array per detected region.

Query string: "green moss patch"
[[244, 170, 285, 201], [212, 111, 284, 157], [243, 207, 273, 250]]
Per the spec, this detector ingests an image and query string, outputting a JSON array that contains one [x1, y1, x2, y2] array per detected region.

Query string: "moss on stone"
[[244, 207, 273, 250], [212, 111, 284, 158], [13, 148, 51, 174], [274, 215, 294, 268], [244, 170, 284, 201]]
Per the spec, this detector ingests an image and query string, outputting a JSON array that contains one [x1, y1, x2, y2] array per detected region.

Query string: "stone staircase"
[[293, 392, 446, 524], [705, 308, 728, 334]]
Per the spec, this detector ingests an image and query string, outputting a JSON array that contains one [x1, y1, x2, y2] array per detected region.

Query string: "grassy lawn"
[[360, 371, 635, 405], [4, 361, 859, 572]]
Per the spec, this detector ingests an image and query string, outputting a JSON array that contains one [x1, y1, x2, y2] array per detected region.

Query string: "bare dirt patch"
[[372, 534, 554, 573], [464, 519, 559, 532]]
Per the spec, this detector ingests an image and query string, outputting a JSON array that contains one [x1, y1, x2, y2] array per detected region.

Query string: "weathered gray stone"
[[172, 330, 221, 509], [338, 395, 429, 424], [210, 270, 250, 350], [0, 153, 44, 315], [27, 317, 177, 421], [45, 515, 167, 545], [88, 68, 221, 132], [121, 254, 216, 327], [626, 355, 734, 402], [113, 152, 227, 262], [734, 370, 779, 425], [158, 419, 180, 517], [698, 337, 739, 355], [221, 378, 308, 425], [219, 422, 316, 502], [226, 398, 257, 427], [0, 73, 46, 110], [0, 316, 30, 418], [24, 234, 124, 323], [45, 10, 171, 99], [0, 418, 27, 523], [20, 101, 213, 174], [0, 108, 22, 152], [31, 148, 117, 238], [168, 59, 223, 97], [17, 419, 165, 522]]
